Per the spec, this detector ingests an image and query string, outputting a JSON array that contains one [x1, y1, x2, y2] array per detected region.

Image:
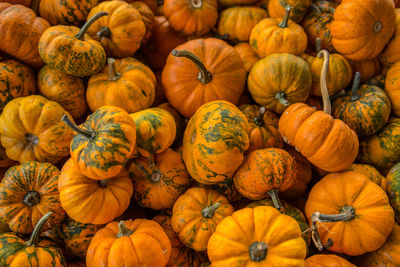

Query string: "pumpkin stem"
[[318, 50, 331, 115], [98, 179, 110, 188], [315, 37, 322, 53], [25, 133, 39, 147], [267, 189, 283, 210], [76, 11, 108, 41], [117, 221, 134, 237], [62, 114, 95, 140], [151, 172, 162, 182], [278, 5, 292, 28], [23, 191, 41, 207], [275, 92, 289, 106], [254, 106, 266, 127], [171, 49, 213, 84], [97, 26, 112, 39], [249, 241, 268, 262], [190, 0, 203, 8], [202, 202, 221, 218], [26, 212, 53, 247], [350, 72, 361, 101], [108, 58, 120, 81], [374, 22, 382, 33]]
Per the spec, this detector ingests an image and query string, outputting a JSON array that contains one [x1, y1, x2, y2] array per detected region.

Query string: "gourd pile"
[[0, 0, 400, 266]]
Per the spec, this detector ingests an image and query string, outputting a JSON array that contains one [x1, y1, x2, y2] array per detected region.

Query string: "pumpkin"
[[217, 6, 268, 42], [62, 106, 136, 180], [163, 0, 218, 36], [87, 219, 171, 266], [158, 103, 186, 146], [0, 144, 14, 168], [39, 0, 98, 26], [130, 1, 155, 44], [182, 101, 249, 185], [358, 117, 400, 171], [247, 53, 312, 114], [208, 206, 306, 266], [386, 61, 400, 117], [305, 254, 355, 267], [38, 12, 107, 77], [350, 57, 381, 83], [330, 0, 396, 61], [153, 211, 181, 247], [379, 9, 400, 67], [162, 38, 246, 118], [38, 65, 87, 119], [305, 171, 394, 255], [0, 212, 65, 267], [387, 162, 400, 222], [130, 108, 176, 157], [129, 148, 190, 210], [0, 219, 9, 234], [349, 163, 387, 192], [58, 159, 133, 225], [0, 0, 31, 6], [332, 72, 391, 137], [301, 0, 337, 52], [268, 0, 311, 23], [279, 50, 359, 172], [0, 95, 74, 164], [0, 161, 65, 234], [86, 1, 146, 58], [234, 43, 259, 73], [305, 95, 323, 110], [219, 0, 257, 7], [367, 74, 386, 89], [196, 176, 241, 203], [86, 57, 156, 113], [0, 4, 49, 68]]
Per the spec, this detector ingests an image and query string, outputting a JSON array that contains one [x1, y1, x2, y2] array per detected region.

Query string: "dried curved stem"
[[76, 11, 108, 40], [172, 49, 213, 84], [254, 107, 266, 127], [318, 50, 331, 114], [26, 212, 53, 246], [108, 58, 120, 81], [267, 189, 283, 210], [62, 115, 94, 140], [202, 202, 221, 218], [278, 5, 292, 28]]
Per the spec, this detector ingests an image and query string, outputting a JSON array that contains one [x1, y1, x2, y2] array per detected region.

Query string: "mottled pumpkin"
[[387, 162, 400, 222], [87, 57, 156, 113], [130, 1, 155, 44], [268, 0, 310, 23], [158, 102, 187, 146], [162, 38, 246, 118], [218, 6, 268, 42], [379, 9, 400, 67], [306, 254, 355, 267], [305, 171, 394, 255], [234, 42, 259, 73], [0, 4, 50, 68], [367, 74, 386, 89], [386, 61, 400, 117], [38, 65, 87, 119], [248, 53, 312, 114], [86, 219, 171, 267], [208, 206, 306, 266], [86, 1, 146, 58], [0, 95, 74, 164], [182, 101, 250, 184], [0, 161, 65, 234], [330, 0, 396, 61], [196, 176, 241, 203], [350, 57, 381, 83], [59, 159, 133, 225], [64, 106, 136, 180], [349, 163, 387, 192]]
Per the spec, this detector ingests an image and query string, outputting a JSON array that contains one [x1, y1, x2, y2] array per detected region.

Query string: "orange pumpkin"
[[350, 57, 381, 83], [305, 254, 355, 267], [234, 42, 259, 73], [385, 61, 400, 117], [130, 1, 155, 44], [158, 102, 187, 146], [268, 0, 311, 23], [348, 163, 387, 192], [379, 9, 400, 67]]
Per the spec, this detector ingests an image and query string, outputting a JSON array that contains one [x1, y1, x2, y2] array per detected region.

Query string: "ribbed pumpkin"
[[247, 53, 312, 114], [63, 106, 136, 180], [350, 57, 381, 82], [305, 171, 394, 255], [330, 0, 396, 61], [0, 212, 65, 267], [158, 102, 186, 146], [0, 95, 74, 164], [379, 9, 400, 67], [387, 162, 400, 222], [332, 72, 391, 137], [349, 163, 387, 192], [58, 159, 133, 225], [38, 12, 107, 77], [249, 6, 308, 58], [86, 1, 146, 58], [305, 254, 355, 267], [38, 65, 87, 119], [0, 161, 65, 234], [87, 57, 156, 113], [163, 0, 218, 36], [234, 42, 259, 73], [207, 206, 306, 266], [162, 38, 246, 118], [218, 6, 268, 42], [86, 219, 171, 267], [0, 59, 35, 111], [129, 148, 190, 210], [0, 4, 50, 68], [130, 1, 154, 44], [171, 187, 234, 251], [386, 61, 400, 117], [268, 0, 310, 23], [182, 101, 250, 185]]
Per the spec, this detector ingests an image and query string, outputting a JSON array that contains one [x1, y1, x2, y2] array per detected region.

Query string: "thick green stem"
[[117, 221, 134, 237], [26, 212, 53, 246], [267, 189, 283, 210], [350, 72, 361, 101], [23, 191, 41, 207], [62, 114, 94, 140], [315, 37, 322, 53], [318, 50, 331, 115], [171, 49, 212, 84], [275, 92, 289, 106], [202, 202, 221, 218], [98, 179, 110, 188], [108, 58, 120, 81], [278, 5, 292, 28], [97, 26, 112, 39], [76, 11, 108, 40], [254, 106, 266, 127], [249, 242, 268, 262]]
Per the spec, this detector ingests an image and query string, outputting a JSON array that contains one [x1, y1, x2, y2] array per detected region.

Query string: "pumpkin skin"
[[0, 161, 65, 234], [380, 8, 400, 67], [86, 219, 171, 267], [129, 148, 190, 210], [130, 108, 176, 157], [350, 57, 381, 83], [158, 102, 186, 146], [163, 0, 218, 36], [218, 6, 268, 42], [387, 162, 400, 222], [0, 95, 74, 164], [234, 43, 259, 73], [330, 0, 396, 61], [182, 101, 250, 185], [196, 176, 241, 203], [59, 159, 133, 225], [349, 163, 387, 192], [247, 53, 312, 114], [171, 187, 234, 251], [305, 254, 355, 267], [162, 38, 246, 118], [86, 1, 146, 58], [386, 61, 400, 117], [207, 206, 306, 267], [268, 0, 311, 23], [0, 4, 50, 68], [305, 171, 394, 256], [38, 65, 87, 119], [130, 1, 155, 45], [87, 57, 156, 113]]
